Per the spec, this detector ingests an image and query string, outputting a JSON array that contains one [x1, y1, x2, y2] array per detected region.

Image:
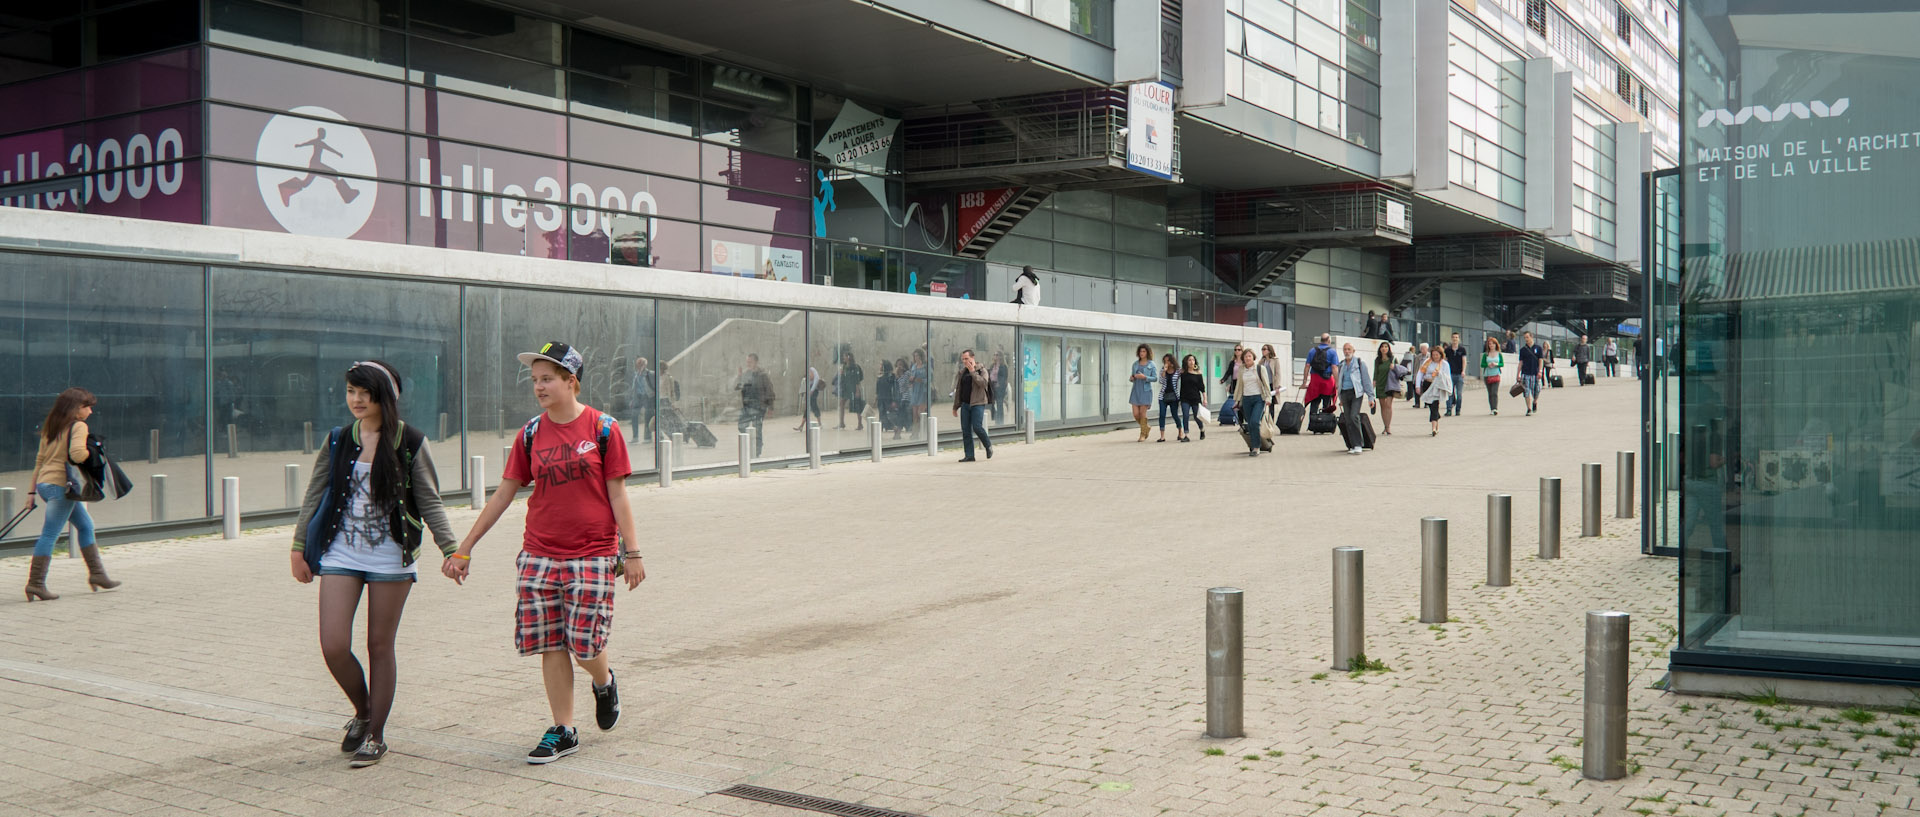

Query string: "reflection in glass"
[[1063, 334, 1102, 422], [656, 300, 804, 469], [465, 288, 655, 487], [933, 322, 1018, 430], [212, 268, 462, 511], [1021, 333, 1062, 424], [0, 253, 207, 531], [811, 313, 926, 450]]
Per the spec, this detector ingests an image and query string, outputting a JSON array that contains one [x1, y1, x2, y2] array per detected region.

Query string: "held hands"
[[289, 550, 313, 584], [442, 548, 472, 585]]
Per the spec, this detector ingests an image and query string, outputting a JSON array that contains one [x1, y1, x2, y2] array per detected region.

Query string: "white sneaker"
[[1348, 447, 1363, 455]]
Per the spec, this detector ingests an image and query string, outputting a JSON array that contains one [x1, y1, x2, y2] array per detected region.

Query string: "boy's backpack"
[[520, 411, 617, 474]]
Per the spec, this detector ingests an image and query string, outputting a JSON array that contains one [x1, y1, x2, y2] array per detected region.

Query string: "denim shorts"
[[317, 566, 417, 583]]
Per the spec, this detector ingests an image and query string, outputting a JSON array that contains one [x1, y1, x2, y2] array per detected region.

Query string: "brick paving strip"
[[0, 379, 1914, 817]]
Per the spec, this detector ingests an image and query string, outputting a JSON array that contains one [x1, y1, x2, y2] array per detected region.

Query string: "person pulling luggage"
[[1335, 343, 1377, 455]]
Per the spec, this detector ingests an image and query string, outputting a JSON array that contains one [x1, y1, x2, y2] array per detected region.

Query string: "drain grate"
[[716, 784, 929, 817]]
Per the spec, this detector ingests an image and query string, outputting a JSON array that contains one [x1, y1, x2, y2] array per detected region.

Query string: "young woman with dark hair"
[[1179, 354, 1206, 441], [291, 360, 457, 767], [23, 387, 116, 601], [1155, 352, 1181, 442]]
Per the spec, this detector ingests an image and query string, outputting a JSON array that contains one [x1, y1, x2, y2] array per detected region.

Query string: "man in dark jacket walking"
[[1573, 335, 1593, 385], [952, 349, 993, 462]]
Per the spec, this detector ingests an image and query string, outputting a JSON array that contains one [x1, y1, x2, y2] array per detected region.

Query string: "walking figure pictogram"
[[277, 128, 360, 206]]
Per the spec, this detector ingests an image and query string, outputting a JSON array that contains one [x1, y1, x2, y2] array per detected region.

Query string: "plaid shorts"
[[514, 552, 616, 659]]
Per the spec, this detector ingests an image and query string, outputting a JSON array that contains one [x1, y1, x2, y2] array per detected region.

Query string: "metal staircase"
[[958, 187, 1052, 259], [1240, 245, 1312, 296], [1390, 233, 1546, 313]]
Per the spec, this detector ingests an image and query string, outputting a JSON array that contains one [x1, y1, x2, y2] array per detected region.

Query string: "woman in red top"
[[444, 342, 644, 765]]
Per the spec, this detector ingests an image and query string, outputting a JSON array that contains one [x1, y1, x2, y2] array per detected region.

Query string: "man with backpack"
[[1302, 334, 1339, 415]]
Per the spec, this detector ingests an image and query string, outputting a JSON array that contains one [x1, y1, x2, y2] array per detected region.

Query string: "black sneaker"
[[526, 726, 579, 764], [341, 718, 369, 753], [349, 739, 387, 767], [593, 672, 622, 731]]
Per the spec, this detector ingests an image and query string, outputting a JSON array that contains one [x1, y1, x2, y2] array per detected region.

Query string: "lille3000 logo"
[[254, 106, 377, 238]]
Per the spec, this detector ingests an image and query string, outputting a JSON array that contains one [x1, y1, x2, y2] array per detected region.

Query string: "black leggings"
[[319, 575, 412, 742], [1428, 401, 1442, 422]]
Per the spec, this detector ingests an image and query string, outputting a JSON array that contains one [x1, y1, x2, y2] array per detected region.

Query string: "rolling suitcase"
[[1360, 414, 1376, 450], [1581, 373, 1596, 385], [1550, 374, 1565, 388], [1277, 401, 1306, 435], [1308, 410, 1337, 435], [1339, 412, 1364, 450], [684, 421, 718, 448], [1217, 398, 1239, 427], [0, 506, 31, 540]]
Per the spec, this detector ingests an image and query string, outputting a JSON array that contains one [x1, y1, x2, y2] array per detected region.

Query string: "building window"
[[1526, 0, 1546, 36], [1616, 66, 1633, 103], [1616, 6, 1633, 44]]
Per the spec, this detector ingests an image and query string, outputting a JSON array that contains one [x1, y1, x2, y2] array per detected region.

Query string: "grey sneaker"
[[341, 718, 369, 753], [349, 739, 387, 767]]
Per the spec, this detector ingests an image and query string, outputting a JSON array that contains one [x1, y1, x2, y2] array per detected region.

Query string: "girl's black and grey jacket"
[[291, 420, 457, 571]]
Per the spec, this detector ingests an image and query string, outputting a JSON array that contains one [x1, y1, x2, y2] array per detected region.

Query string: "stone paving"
[[1, 379, 1914, 817]]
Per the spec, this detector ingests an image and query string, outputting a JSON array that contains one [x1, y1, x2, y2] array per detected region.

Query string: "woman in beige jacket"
[[23, 387, 119, 601]]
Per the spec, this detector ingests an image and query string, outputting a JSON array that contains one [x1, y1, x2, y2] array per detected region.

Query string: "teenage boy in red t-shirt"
[[443, 341, 644, 764]]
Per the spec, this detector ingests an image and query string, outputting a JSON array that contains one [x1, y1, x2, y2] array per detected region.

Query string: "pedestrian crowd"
[[1126, 328, 1611, 460]]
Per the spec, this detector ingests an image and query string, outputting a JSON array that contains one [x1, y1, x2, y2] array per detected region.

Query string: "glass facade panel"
[[1062, 334, 1102, 422], [809, 312, 927, 449], [655, 300, 805, 468], [1230, 0, 1382, 148], [931, 322, 1018, 431], [1674, 1, 1920, 682], [0, 253, 207, 529], [211, 268, 463, 510], [1447, 10, 1525, 208], [1021, 332, 1063, 425]]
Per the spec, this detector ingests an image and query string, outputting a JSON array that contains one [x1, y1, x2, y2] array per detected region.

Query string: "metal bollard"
[[1539, 477, 1562, 559], [926, 415, 939, 456], [1332, 547, 1364, 670], [468, 456, 485, 508], [150, 428, 162, 463], [671, 432, 685, 468], [657, 440, 673, 488], [1583, 610, 1631, 780], [1487, 493, 1511, 587], [1582, 462, 1603, 537], [284, 464, 300, 508], [221, 477, 240, 539], [226, 423, 239, 459], [150, 475, 166, 522], [1025, 409, 1036, 445], [503, 445, 512, 472], [1420, 517, 1448, 623], [1665, 431, 1681, 486], [1204, 587, 1244, 739], [68, 523, 79, 558], [1616, 451, 1635, 518], [302, 421, 313, 455], [0, 487, 12, 521], [808, 424, 822, 470], [737, 433, 752, 478], [869, 421, 882, 463]]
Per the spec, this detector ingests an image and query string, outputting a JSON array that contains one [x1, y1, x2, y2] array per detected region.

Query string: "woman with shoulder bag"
[[1414, 347, 1454, 437], [1374, 342, 1404, 436], [1481, 337, 1506, 415], [290, 361, 458, 767], [22, 387, 116, 601], [1232, 348, 1270, 457], [1155, 352, 1182, 442]]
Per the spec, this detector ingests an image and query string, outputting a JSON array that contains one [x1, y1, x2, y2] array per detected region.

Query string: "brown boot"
[[81, 546, 120, 592], [25, 556, 58, 602]]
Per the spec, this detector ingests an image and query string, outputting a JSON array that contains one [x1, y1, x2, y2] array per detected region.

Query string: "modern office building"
[[0, 1, 1676, 540], [1654, 0, 1920, 700]]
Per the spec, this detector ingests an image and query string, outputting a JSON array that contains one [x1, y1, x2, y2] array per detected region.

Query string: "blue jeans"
[[1237, 396, 1266, 452], [960, 404, 990, 459], [32, 483, 95, 557], [1158, 401, 1189, 433], [1447, 375, 1464, 414]]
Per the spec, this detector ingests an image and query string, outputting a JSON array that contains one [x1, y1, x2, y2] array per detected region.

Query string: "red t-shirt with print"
[[502, 407, 633, 559]]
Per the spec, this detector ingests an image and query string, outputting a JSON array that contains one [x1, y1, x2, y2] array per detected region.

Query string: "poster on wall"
[[763, 247, 803, 281], [1125, 81, 1176, 181], [1022, 336, 1043, 417], [710, 239, 756, 276], [955, 187, 1022, 250]]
